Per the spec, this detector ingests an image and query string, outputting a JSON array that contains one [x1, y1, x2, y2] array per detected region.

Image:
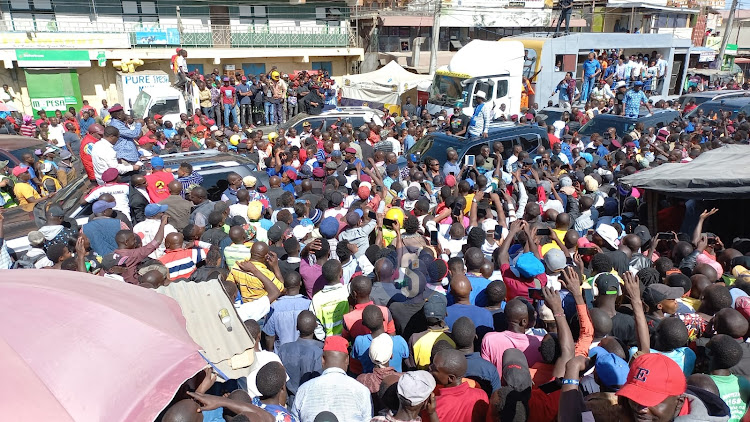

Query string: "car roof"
[[701, 97, 750, 107], [0, 135, 47, 152], [428, 123, 545, 146]]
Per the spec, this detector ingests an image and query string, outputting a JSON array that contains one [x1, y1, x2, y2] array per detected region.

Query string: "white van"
[[130, 86, 187, 126]]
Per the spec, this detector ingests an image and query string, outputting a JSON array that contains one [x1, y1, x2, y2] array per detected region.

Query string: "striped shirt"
[[158, 244, 208, 280], [178, 171, 204, 196], [291, 367, 372, 422], [227, 261, 283, 301], [19, 123, 36, 138]]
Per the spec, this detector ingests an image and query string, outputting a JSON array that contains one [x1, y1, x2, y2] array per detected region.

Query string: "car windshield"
[[9, 146, 43, 164], [131, 91, 151, 119], [429, 74, 467, 107], [578, 117, 631, 137]]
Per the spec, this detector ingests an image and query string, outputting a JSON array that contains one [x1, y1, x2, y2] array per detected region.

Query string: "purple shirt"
[[300, 258, 325, 299]]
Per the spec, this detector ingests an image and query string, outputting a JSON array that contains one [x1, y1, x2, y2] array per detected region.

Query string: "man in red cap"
[[291, 335, 372, 421], [616, 353, 688, 420]]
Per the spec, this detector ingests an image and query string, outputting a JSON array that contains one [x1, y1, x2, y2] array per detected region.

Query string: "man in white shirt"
[[133, 204, 177, 258], [47, 117, 66, 148], [656, 54, 668, 93], [83, 168, 132, 221], [91, 126, 140, 185], [468, 91, 492, 139]]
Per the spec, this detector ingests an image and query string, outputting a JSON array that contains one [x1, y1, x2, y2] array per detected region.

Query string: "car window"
[[492, 138, 517, 160], [149, 99, 180, 118], [460, 142, 488, 165], [343, 116, 366, 128], [407, 135, 434, 157], [519, 133, 540, 153]]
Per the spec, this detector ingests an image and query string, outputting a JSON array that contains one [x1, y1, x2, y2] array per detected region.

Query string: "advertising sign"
[[135, 28, 181, 45], [16, 49, 90, 68]]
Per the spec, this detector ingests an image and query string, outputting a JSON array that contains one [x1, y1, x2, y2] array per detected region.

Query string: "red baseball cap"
[[285, 170, 297, 181], [153, 114, 163, 120], [323, 335, 349, 354], [616, 354, 686, 407], [445, 174, 456, 187]]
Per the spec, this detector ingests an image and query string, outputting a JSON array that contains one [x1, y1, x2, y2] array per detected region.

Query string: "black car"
[[10, 150, 265, 255], [404, 122, 549, 167], [684, 97, 750, 121], [577, 109, 681, 140], [677, 90, 748, 106], [536, 107, 581, 133]]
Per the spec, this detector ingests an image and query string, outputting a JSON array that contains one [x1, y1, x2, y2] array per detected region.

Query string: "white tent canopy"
[[341, 61, 432, 105]]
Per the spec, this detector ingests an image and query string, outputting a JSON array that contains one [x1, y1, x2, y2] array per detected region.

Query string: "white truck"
[[130, 85, 188, 126], [115, 70, 173, 113], [426, 40, 525, 119]]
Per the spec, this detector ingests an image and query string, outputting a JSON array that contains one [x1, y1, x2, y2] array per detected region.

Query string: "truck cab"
[[426, 40, 524, 119], [130, 86, 187, 126]]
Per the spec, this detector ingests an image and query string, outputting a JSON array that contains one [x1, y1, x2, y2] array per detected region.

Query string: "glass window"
[[140, 1, 156, 15], [131, 91, 151, 119], [149, 99, 180, 118], [493, 139, 516, 160], [461, 142, 488, 164], [10, 0, 29, 10], [496, 80, 508, 99], [32, 0, 51, 9], [312, 61, 333, 75], [122, 1, 138, 14], [523, 48, 538, 80], [518, 134, 540, 153]]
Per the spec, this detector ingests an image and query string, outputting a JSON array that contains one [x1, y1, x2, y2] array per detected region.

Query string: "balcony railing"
[[2, 21, 352, 49]]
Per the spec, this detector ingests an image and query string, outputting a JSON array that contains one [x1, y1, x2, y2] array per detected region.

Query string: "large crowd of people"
[[2, 57, 750, 422]]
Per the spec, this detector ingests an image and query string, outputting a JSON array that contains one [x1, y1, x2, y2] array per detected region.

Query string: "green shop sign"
[[16, 49, 91, 68]]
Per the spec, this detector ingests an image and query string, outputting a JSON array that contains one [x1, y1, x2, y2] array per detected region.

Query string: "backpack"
[[13, 252, 44, 269]]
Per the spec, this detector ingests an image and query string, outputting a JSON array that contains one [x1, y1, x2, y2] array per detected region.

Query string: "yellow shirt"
[[14, 182, 39, 212], [463, 193, 475, 215], [227, 261, 283, 301]]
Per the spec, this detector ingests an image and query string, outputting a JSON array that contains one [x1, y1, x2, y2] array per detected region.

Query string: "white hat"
[[292, 224, 313, 241], [482, 219, 499, 233], [437, 116, 445, 121], [615, 81, 627, 89], [596, 224, 619, 249], [475, 90, 487, 100], [369, 333, 393, 367]]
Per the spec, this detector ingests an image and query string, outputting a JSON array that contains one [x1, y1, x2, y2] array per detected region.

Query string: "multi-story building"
[[0, 0, 363, 116]]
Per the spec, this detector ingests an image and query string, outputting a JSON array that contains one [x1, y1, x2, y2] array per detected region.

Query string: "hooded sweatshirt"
[[675, 386, 731, 422]]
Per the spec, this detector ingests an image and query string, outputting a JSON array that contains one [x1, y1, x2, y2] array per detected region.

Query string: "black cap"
[[423, 292, 447, 320], [594, 273, 620, 296], [502, 349, 532, 391], [643, 284, 683, 309]]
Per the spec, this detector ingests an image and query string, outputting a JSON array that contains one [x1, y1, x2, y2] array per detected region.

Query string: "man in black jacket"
[[128, 174, 149, 225], [302, 85, 324, 115]]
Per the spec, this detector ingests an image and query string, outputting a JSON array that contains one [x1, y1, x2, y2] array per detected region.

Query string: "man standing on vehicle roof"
[[623, 81, 651, 118], [468, 91, 491, 139], [581, 52, 602, 104]]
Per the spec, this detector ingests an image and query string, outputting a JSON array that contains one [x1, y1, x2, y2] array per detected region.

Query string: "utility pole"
[[176, 6, 183, 38], [429, 0, 441, 75], [717, 0, 739, 71]]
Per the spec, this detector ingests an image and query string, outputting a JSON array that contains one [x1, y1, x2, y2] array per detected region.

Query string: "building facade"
[[0, 0, 363, 115]]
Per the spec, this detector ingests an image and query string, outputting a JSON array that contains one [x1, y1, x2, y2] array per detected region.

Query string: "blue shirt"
[[466, 274, 492, 306], [263, 295, 312, 351], [624, 89, 648, 117], [444, 304, 494, 335], [465, 352, 501, 395], [277, 338, 323, 397], [164, 128, 177, 139], [351, 333, 409, 373], [282, 182, 296, 194], [236, 83, 253, 105], [109, 118, 142, 162], [404, 134, 416, 151], [628, 346, 696, 376], [583, 59, 602, 78], [82, 218, 122, 256], [443, 161, 460, 177]]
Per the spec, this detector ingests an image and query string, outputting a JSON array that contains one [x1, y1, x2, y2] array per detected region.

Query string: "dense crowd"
[[2, 55, 750, 421]]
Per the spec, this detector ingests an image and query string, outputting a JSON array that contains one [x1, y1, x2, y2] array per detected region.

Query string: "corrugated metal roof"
[[156, 280, 256, 380]]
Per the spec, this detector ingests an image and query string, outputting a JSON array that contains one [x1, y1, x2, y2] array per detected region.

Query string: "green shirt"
[[710, 374, 750, 422]]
